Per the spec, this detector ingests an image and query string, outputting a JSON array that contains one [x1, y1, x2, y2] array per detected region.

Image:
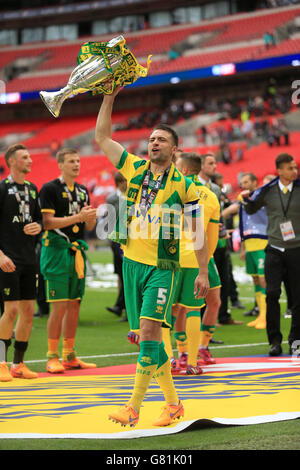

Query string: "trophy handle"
[[39, 86, 71, 118]]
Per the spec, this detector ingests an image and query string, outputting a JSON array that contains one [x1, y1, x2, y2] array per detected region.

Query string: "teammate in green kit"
[[39, 148, 97, 373]]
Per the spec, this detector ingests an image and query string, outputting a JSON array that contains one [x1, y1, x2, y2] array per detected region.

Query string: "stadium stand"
[[2, 4, 300, 93], [216, 130, 300, 193], [1, 3, 300, 203]]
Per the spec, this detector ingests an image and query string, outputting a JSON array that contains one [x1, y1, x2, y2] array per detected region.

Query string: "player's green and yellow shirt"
[[179, 174, 220, 268], [116, 151, 200, 266]]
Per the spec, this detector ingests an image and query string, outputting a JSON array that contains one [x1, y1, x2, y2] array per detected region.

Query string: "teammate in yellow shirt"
[[165, 152, 221, 373]]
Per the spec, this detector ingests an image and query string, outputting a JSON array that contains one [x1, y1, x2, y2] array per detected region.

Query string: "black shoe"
[[289, 343, 300, 356], [34, 310, 49, 317], [269, 344, 282, 357], [106, 306, 123, 317], [119, 316, 128, 322], [210, 338, 224, 345], [231, 300, 245, 309], [284, 309, 292, 319], [243, 306, 259, 317]]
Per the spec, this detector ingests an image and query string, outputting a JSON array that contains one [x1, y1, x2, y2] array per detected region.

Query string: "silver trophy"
[[39, 36, 125, 118]]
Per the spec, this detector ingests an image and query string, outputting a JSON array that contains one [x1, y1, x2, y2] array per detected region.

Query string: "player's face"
[[11, 149, 32, 174], [60, 153, 80, 179], [278, 160, 298, 184], [148, 129, 176, 166], [240, 175, 256, 191], [202, 156, 216, 177]]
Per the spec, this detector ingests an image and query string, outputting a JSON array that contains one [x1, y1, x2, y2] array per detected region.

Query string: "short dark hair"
[[241, 172, 257, 182], [178, 152, 202, 174], [200, 152, 216, 163], [56, 148, 78, 164], [4, 143, 27, 168], [152, 123, 179, 147], [275, 153, 294, 169]]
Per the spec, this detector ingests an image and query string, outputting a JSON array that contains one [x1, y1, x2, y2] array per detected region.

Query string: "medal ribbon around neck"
[[59, 176, 83, 233], [7, 174, 31, 223], [139, 166, 170, 218]]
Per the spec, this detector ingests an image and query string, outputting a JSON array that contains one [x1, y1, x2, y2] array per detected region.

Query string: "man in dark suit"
[[105, 172, 127, 319], [241, 153, 300, 356]]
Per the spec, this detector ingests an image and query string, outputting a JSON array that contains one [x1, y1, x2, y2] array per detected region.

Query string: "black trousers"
[[110, 241, 125, 310], [36, 241, 49, 315], [214, 246, 230, 323], [229, 256, 239, 303], [264, 245, 300, 347]]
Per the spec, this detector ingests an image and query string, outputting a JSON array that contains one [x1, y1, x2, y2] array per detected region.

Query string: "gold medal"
[[73, 224, 79, 233]]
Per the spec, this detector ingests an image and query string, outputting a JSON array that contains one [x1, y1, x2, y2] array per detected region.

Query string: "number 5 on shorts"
[[157, 288, 167, 305]]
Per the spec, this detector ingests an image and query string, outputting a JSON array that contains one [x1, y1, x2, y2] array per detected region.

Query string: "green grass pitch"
[[1, 248, 299, 451]]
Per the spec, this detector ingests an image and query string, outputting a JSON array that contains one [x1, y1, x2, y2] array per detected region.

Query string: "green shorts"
[[245, 250, 265, 276], [44, 254, 85, 302], [173, 267, 206, 309], [123, 257, 178, 331], [208, 257, 221, 290]]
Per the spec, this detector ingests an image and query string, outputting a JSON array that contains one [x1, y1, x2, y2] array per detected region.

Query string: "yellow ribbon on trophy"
[[77, 37, 152, 95]]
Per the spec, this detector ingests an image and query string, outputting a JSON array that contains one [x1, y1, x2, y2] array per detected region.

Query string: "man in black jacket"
[[241, 153, 300, 356], [0, 144, 42, 381]]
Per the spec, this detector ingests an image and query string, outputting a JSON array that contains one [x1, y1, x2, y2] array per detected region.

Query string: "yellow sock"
[[255, 292, 266, 328], [47, 338, 59, 359], [130, 365, 158, 412], [174, 331, 188, 354], [161, 327, 173, 359], [129, 341, 159, 412], [186, 315, 201, 366], [259, 292, 266, 317], [247, 289, 262, 326], [154, 362, 179, 404], [262, 294, 266, 313], [255, 291, 261, 312], [199, 324, 215, 348], [62, 338, 75, 361], [154, 342, 178, 405]]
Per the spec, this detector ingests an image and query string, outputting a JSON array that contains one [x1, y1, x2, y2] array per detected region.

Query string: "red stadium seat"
[[2, 5, 300, 93]]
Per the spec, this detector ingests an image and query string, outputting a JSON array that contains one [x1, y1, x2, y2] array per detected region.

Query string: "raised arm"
[[240, 189, 265, 214], [95, 86, 125, 167]]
